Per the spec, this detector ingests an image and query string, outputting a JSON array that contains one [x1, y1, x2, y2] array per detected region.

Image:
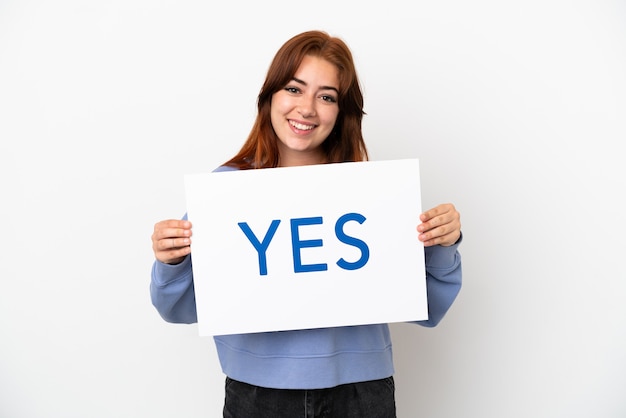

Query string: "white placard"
[[184, 159, 427, 336]]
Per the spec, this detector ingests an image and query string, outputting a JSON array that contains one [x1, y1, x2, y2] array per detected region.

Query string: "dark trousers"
[[223, 376, 397, 418]]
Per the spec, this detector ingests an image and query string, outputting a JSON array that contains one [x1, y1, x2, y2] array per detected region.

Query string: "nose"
[[298, 94, 317, 118]]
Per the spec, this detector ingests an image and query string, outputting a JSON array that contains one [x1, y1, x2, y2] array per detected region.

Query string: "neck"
[[278, 150, 326, 167]]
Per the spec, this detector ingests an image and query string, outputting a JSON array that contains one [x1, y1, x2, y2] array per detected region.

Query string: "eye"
[[284, 86, 301, 94], [320, 94, 337, 103]]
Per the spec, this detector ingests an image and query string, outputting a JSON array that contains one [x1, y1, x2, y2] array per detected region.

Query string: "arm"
[[150, 218, 198, 324], [417, 235, 462, 327], [415, 203, 463, 327], [150, 256, 198, 323]]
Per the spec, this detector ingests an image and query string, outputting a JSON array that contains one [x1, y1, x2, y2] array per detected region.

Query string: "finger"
[[153, 220, 192, 240], [417, 212, 457, 234], [420, 203, 453, 223], [419, 205, 459, 233], [155, 245, 191, 265], [153, 235, 192, 264], [421, 230, 460, 247], [154, 219, 192, 232], [418, 214, 461, 244], [156, 236, 191, 252], [418, 222, 452, 242], [417, 213, 442, 233], [419, 221, 461, 245]]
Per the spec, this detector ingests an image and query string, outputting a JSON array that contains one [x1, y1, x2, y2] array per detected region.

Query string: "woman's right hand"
[[152, 219, 192, 265]]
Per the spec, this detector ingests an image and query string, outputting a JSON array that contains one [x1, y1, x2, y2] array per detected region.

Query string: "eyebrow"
[[292, 77, 339, 94]]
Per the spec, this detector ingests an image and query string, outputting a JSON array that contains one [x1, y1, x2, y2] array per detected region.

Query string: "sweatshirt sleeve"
[[150, 255, 198, 324], [415, 233, 463, 328]]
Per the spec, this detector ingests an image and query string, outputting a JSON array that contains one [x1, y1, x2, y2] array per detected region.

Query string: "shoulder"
[[212, 165, 240, 173]]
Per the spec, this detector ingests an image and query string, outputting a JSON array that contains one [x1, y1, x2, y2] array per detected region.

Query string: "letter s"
[[335, 213, 369, 270]]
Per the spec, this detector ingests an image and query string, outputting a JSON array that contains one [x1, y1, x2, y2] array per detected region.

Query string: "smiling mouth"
[[289, 120, 315, 131]]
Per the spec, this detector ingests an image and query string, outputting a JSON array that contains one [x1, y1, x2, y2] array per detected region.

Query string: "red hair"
[[224, 30, 368, 169]]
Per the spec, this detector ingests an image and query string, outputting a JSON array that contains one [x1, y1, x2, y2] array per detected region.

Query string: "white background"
[[1, 1, 624, 417]]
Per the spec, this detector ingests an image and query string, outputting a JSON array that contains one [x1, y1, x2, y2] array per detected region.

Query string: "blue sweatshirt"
[[150, 166, 462, 390]]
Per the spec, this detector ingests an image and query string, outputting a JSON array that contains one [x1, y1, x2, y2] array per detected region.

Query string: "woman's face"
[[270, 55, 340, 167]]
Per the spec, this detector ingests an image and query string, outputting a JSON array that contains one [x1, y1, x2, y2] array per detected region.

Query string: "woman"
[[151, 30, 462, 418]]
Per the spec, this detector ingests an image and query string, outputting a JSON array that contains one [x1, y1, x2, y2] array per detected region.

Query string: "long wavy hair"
[[224, 30, 368, 169]]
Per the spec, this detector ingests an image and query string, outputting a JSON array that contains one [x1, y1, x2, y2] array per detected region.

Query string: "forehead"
[[293, 55, 339, 88]]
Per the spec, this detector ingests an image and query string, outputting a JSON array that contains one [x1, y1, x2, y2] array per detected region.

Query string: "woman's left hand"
[[417, 203, 461, 247]]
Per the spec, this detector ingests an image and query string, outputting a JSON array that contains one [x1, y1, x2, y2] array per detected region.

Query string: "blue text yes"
[[237, 213, 370, 276]]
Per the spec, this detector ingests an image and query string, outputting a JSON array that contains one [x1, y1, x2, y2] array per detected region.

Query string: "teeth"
[[290, 120, 314, 130]]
